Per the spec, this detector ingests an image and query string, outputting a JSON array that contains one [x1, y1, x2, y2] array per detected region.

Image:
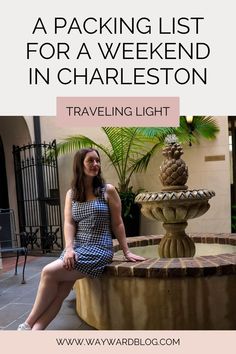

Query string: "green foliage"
[[137, 116, 220, 147], [118, 187, 144, 219], [231, 205, 236, 232], [119, 187, 137, 218], [176, 116, 220, 146]]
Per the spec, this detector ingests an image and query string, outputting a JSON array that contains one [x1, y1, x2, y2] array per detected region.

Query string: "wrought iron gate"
[[13, 140, 63, 253]]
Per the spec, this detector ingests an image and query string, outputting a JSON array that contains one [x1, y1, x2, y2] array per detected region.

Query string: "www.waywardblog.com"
[[56, 337, 181, 347]]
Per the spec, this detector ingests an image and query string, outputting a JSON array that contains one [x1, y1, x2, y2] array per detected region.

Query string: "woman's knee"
[[40, 265, 53, 281], [40, 261, 63, 281]]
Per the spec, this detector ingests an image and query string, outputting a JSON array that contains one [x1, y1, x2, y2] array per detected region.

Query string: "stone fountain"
[[135, 135, 215, 258]]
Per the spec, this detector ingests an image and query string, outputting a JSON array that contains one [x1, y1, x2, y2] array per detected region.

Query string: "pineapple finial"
[[160, 136, 188, 191]]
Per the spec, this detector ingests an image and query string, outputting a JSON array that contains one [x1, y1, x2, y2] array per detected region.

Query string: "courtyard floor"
[[0, 255, 95, 330]]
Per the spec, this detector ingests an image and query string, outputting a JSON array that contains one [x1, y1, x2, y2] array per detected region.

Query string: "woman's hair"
[[71, 148, 105, 202]]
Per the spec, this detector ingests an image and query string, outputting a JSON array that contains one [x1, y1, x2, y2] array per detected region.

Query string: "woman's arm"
[[63, 190, 77, 270], [106, 184, 145, 262]]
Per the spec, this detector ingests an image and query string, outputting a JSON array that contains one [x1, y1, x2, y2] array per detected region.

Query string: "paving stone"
[[0, 292, 25, 309], [47, 313, 94, 330], [0, 303, 32, 327]]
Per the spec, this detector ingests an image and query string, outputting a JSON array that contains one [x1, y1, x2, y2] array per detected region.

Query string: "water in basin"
[[115, 243, 236, 258]]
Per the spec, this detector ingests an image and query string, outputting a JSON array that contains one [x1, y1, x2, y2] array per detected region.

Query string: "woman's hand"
[[124, 250, 146, 262], [63, 248, 77, 271]]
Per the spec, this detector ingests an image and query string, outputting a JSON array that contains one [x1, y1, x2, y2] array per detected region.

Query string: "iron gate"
[[13, 140, 63, 253]]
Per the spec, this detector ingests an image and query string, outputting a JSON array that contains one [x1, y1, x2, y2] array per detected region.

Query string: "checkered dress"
[[60, 187, 114, 278]]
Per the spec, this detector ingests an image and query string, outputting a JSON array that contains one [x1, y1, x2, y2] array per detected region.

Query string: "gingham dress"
[[60, 187, 114, 278]]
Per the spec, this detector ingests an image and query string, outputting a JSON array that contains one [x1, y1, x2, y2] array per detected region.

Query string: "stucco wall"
[[183, 117, 230, 233]]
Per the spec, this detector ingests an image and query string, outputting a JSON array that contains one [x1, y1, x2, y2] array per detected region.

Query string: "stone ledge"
[[106, 233, 236, 278]]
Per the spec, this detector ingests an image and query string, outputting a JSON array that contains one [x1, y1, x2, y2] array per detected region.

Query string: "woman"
[[18, 148, 145, 330]]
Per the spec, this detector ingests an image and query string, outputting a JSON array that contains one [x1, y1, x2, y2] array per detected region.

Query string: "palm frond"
[[128, 141, 162, 175], [56, 135, 103, 155], [101, 127, 125, 177], [190, 116, 220, 140], [56, 134, 122, 179], [138, 127, 176, 146], [136, 127, 177, 139], [170, 116, 220, 145]]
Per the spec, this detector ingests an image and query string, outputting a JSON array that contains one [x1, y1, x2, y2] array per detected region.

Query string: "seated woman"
[[18, 148, 145, 330]]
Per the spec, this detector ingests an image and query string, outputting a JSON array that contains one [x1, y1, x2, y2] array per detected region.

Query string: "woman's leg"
[[32, 280, 74, 330], [25, 259, 84, 329]]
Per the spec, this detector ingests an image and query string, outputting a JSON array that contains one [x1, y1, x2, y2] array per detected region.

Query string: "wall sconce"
[[186, 116, 193, 124], [185, 116, 194, 146]]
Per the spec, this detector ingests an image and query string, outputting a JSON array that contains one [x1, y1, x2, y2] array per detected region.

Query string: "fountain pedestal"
[[160, 222, 195, 257]]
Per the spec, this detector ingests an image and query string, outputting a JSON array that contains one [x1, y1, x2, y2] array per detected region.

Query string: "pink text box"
[[57, 96, 179, 127]]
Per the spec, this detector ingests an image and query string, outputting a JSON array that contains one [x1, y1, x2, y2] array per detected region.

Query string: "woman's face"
[[83, 151, 101, 177]]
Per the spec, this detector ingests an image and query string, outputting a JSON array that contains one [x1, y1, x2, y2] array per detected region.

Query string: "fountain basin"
[[135, 189, 215, 223], [74, 234, 236, 330]]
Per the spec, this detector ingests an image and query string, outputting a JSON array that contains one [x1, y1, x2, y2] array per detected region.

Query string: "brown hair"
[[71, 148, 105, 202]]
